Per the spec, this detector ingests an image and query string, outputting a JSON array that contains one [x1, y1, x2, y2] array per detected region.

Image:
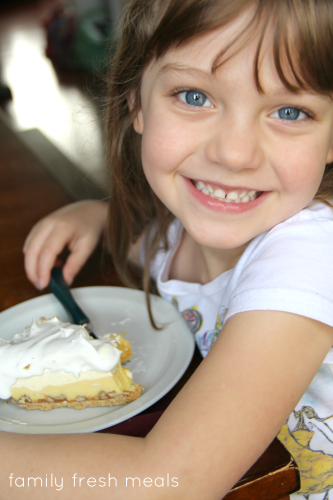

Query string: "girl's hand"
[[23, 201, 108, 290]]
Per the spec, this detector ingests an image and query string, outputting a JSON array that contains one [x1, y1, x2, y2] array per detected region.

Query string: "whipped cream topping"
[[0, 317, 122, 399]]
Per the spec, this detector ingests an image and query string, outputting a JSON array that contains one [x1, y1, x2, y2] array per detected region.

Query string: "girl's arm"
[[23, 201, 108, 289], [1, 310, 332, 500]]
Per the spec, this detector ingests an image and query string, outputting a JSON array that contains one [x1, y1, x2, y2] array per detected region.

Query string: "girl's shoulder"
[[225, 202, 333, 329], [287, 201, 333, 223], [232, 201, 333, 272], [243, 201, 333, 266], [252, 201, 333, 249]]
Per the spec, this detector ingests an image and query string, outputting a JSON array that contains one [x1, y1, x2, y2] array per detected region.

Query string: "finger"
[[35, 225, 75, 289], [62, 237, 98, 286], [23, 225, 37, 254], [24, 221, 56, 286]]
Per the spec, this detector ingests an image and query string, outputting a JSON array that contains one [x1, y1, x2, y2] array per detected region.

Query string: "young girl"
[[5, 0, 333, 498]]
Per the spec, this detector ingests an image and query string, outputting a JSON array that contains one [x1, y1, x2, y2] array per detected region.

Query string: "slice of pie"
[[0, 317, 143, 410]]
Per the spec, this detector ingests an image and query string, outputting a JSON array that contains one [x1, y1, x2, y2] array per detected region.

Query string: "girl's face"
[[133, 13, 333, 253]]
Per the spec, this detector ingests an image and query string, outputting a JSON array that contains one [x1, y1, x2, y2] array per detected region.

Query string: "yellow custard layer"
[[11, 364, 135, 402]]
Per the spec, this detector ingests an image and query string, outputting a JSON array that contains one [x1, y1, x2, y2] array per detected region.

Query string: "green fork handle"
[[48, 267, 90, 326]]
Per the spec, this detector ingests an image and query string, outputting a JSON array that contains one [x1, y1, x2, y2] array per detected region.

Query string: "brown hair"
[[105, 0, 333, 325]]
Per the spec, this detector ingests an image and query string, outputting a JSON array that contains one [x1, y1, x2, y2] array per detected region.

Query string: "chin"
[[189, 229, 248, 251]]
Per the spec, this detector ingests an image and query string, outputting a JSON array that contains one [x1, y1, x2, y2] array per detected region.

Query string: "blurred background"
[[0, 0, 125, 197]]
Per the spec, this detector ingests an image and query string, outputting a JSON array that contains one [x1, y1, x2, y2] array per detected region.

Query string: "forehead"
[[140, 3, 333, 103], [136, 0, 333, 101], [144, 16, 284, 97], [154, 11, 252, 75]]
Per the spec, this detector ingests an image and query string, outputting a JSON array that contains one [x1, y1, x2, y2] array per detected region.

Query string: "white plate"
[[0, 287, 194, 434]]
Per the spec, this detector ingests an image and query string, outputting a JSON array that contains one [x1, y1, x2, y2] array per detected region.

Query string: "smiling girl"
[[4, 0, 333, 499]]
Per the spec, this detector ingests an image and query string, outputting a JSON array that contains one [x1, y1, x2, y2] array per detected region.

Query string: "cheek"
[[274, 142, 326, 197], [141, 129, 169, 181], [140, 129, 171, 193], [140, 115, 190, 176]]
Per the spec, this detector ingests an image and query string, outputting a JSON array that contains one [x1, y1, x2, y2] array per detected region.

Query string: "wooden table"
[[0, 113, 300, 499]]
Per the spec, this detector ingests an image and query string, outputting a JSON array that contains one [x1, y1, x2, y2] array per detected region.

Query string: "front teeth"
[[195, 181, 257, 203]]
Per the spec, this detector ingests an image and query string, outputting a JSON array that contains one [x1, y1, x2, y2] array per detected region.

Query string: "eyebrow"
[[157, 63, 214, 81], [156, 62, 299, 95], [157, 62, 333, 102]]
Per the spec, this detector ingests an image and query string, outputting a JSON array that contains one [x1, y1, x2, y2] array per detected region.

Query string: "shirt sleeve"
[[226, 214, 333, 327]]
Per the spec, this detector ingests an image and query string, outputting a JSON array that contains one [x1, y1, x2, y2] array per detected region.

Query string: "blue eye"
[[178, 90, 212, 107], [278, 107, 300, 120], [185, 91, 206, 106], [271, 107, 307, 121]]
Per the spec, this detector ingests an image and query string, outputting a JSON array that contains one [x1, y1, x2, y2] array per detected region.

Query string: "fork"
[[48, 267, 98, 339]]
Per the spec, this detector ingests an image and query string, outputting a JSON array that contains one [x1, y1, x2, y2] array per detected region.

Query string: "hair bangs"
[[270, 0, 333, 95], [144, 0, 256, 62], [144, 0, 333, 96]]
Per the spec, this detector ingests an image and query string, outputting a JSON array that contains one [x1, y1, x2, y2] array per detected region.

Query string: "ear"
[[326, 132, 333, 164], [327, 145, 333, 164], [132, 109, 144, 135], [127, 91, 144, 134]]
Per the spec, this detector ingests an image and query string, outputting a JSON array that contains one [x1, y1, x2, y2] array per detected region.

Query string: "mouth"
[[193, 180, 264, 203]]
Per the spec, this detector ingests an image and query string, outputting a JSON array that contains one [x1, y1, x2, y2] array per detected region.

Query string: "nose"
[[205, 116, 263, 171]]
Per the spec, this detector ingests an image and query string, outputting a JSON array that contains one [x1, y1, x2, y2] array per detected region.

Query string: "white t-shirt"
[[142, 202, 333, 498]]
